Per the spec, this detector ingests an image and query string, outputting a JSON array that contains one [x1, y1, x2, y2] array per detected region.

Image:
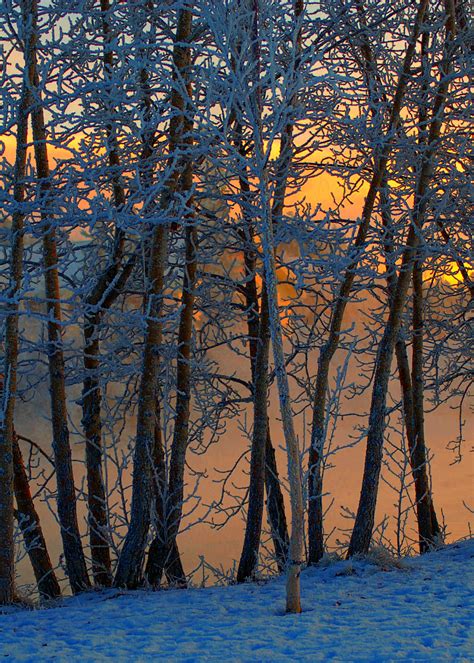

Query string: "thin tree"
[[237, 0, 303, 583], [27, 0, 90, 592], [13, 434, 61, 601], [357, 0, 440, 552], [114, 3, 195, 589], [0, 11, 33, 600], [307, 0, 430, 565], [349, 0, 457, 556]]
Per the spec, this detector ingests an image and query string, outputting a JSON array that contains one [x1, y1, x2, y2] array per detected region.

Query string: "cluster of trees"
[[0, 0, 471, 613]]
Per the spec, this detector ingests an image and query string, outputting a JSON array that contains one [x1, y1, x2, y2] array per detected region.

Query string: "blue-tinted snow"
[[1, 538, 472, 661]]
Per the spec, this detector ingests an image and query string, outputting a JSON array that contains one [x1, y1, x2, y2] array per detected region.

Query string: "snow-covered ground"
[[1, 539, 473, 662]]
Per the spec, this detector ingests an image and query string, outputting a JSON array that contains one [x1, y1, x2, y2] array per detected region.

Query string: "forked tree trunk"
[[383, 212, 441, 551], [13, 436, 60, 601], [146, 209, 196, 588], [237, 233, 289, 576], [237, 0, 300, 583], [307, 0, 430, 565], [28, 0, 90, 593], [145, 422, 186, 587], [114, 5, 194, 589], [145, 10, 196, 583], [348, 0, 456, 556], [360, 2, 440, 553]]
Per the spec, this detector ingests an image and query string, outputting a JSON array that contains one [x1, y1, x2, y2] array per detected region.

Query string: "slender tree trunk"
[[82, 314, 112, 586], [146, 217, 196, 587], [12, 436, 61, 601], [245, 0, 305, 613], [360, 2, 440, 553], [146, 15, 196, 580], [411, 258, 440, 550], [144, 420, 186, 586], [264, 428, 290, 572], [307, 0, 430, 565], [27, 0, 90, 593], [383, 213, 441, 552], [80, 0, 132, 587], [0, 19, 33, 603], [261, 206, 304, 613], [115, 6, 194, 589], [410, 24, 441, 550], [238, 225, 289, 574], [238, 286, 271, 581], [348, 1, 456, 556], [237, 0, 301, 583]]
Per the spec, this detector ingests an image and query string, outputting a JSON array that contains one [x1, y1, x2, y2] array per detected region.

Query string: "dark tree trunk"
[[0, 21, 32, 603], [115, 6, 194, 589], [348, 2, 456, 555], [83, 315, 112, 586], [13, 436, 61, 601], [411, 259, 441, 550], [28, 0, 90, 593], [307, 0, 430, 565], [237, 287, 271, 582]]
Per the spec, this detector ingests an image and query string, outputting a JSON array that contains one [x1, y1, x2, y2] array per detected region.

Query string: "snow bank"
[[1, 539, 472, 661]]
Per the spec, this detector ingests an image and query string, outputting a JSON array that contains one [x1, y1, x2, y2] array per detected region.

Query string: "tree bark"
[[28, 0, 90, 593], [13, 436, 61, 601], [0, 18, 32, 603], [237, 286, 271, 581], [411, 258, 441, 550], [250, 0, 305, 614], [144, 422, 186, 586], [264, 428, 290, 572]]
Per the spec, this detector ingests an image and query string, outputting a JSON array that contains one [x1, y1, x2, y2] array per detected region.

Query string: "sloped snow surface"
[[1, 539, 473, 661]]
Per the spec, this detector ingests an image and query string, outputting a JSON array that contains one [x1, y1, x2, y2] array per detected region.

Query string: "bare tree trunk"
[[237, 286, 271, 581], [0, 18, 33, 602], [12, 436, 60, 601], [262, 216, 304, 613], [307, 0, 429, 565], [232, 62, 288, 576], [82, 313, 112, 587], [80, 0, 133, 588], [145, 422, 186, 586], [145, 6, 196, 582], [264, 428, 290, 572], [348, 1, 456, 556], [248, 0, 305, 614], [146, 210, 196, 588], [237, 0, 300, 584], [114, 5, 194, 589], [411, 258, 441, 550], [383, 212, 441, 552], [244, 253, 289, 570], [361, 1, 440, 553], [239, 234, 289, 574], [27, 0, 90, 593]]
